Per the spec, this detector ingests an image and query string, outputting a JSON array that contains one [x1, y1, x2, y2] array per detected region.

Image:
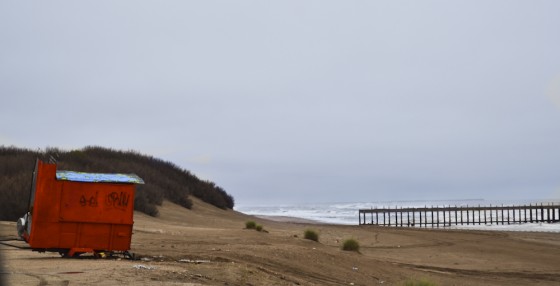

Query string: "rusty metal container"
[[17, 160, 144, 257]]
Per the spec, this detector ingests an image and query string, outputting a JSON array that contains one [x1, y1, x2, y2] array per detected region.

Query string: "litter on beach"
[[133, 264, 156, 270], [178, 259, 211, 264]]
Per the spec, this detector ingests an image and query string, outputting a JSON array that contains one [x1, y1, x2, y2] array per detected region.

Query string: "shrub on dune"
[[342, 238, 360, 252], [304, 229, 319, 242], [245, 221, 257, 229]]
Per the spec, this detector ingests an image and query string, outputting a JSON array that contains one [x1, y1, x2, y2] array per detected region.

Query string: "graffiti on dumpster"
[[79, 192, 99, 207], [105, 192, 130, 209], [78, 191, 130, 210]]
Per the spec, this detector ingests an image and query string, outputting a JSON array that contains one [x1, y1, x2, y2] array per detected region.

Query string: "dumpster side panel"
[[28, 161, 60, 248], [77, 223, 111, 250], [59, 222, 78, 247], [32, 162, 59, 224], [56, 182, 135, 251], [56, 223, 132, 251], [59, 182, 135, 224], [29, 222, 60, 248], [111, 224, 133, 250]]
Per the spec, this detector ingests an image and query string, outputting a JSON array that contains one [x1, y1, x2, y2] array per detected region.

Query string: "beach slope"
[[2, 198, 560, 285]]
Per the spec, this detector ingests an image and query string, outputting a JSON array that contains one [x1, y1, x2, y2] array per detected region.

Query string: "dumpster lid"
[[56, 170, 145, 184]]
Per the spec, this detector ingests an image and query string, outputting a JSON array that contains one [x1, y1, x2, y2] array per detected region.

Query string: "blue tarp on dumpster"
[[56, 171, 145, 184]]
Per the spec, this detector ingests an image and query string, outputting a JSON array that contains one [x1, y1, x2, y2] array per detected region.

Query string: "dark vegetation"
[[245, 221, 265, 232], [341, 238, 360, 252], [303, 229, 319, 242], [0, 146, 234, 221], [245, 221, 257, 229]]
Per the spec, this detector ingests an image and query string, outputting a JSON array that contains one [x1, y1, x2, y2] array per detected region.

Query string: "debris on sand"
[[133, 264, 156, 270], [178, 259, 211, 264]]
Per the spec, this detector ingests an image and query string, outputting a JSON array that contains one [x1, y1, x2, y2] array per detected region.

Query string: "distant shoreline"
[[255, 215, 326, 224]]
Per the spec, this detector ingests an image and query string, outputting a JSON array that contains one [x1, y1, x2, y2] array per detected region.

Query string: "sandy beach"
[[2, 198, 560, 285]]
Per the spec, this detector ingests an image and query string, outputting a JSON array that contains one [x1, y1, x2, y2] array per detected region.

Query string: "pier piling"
[[359, 203, 560, 227]]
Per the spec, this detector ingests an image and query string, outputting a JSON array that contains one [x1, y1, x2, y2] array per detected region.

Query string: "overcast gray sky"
[[2, 1, 560, 205]]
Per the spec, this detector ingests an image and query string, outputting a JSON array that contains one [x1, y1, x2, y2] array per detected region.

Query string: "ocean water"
[[236, 199, 560, 232]]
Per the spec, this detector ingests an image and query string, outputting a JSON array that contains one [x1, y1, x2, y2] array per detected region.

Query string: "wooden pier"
[[358, 203, 560, 227]]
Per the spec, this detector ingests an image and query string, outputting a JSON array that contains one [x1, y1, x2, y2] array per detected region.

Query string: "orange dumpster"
[[16, 159, 144, 257]]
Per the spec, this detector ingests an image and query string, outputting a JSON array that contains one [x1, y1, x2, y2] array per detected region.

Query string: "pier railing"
[[358, 203, 560, 227]]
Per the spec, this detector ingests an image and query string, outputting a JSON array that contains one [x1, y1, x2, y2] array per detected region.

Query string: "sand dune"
[[2, 198, 560, 285]]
